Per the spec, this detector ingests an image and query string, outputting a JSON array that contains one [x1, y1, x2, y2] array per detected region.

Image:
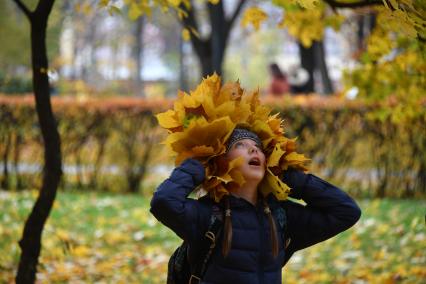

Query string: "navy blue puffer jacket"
[[150, 159, 361, 284]]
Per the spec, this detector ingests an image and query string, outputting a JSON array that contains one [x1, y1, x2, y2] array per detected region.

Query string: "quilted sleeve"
[[150, 158, 208, 241], [281, 169, 361, 262]]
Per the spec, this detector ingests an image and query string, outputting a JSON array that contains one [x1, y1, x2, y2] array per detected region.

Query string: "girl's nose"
[[249, 146, 258, 154]]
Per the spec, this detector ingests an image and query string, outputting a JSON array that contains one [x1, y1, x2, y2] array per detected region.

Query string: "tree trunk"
[[89, 132, 107, 189], [298, 42, 315, 93], [75, 152, 83, 189], [180, 0, 245, 79], [314, 41, 334, 94], [357, 13, 377, 51], [126, 137, 153, 193], [207, 1, 227, 76], [200, 51, 214, 77], [1, 133, 11, 190], [418, 163, 426, 194], [376, 165, 388, 198], [298, 40, 333, 94], [134, 16, 145, 96], [13, 0, 63, 283], [13, 133, 23, 190], [179, 32, 188, 91]]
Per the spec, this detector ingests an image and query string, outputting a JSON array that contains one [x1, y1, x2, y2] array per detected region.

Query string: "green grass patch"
[[0, 191, 424, 283]]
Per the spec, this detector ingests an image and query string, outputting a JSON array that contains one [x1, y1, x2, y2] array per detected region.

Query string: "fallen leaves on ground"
[[0, 191, 424, 283]]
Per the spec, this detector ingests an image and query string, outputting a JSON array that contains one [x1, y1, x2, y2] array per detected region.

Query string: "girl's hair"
[[263, 199, 279, 258], [221, 196, 280, 258], [222, 196, 233, 257]]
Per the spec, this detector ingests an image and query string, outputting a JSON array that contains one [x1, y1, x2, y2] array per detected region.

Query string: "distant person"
[[268, 63, 289, 96]]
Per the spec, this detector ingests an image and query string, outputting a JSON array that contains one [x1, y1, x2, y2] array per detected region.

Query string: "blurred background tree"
[[0, 0, 62, 94]]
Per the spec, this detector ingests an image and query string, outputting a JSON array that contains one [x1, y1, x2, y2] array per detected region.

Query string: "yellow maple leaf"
[[259, 169, 291, 201], [204, 156, 245, 202], [156, 109, 181, 130], [283, 151, 310, 170], [168, 0, 184, 7], [182, 28, 191, 41], [279, 9, 324, 47], [241, 7, 268, 31], [296, 0, 320, 9], [267, 144, 286, 168], [217, 81, 243, 105], [128, 2, 143, 20], [156, 74, 309, 202], [165, 116, 234, 165]]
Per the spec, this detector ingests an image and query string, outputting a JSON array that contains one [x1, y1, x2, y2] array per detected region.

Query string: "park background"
[[0, 0, 425, 283]]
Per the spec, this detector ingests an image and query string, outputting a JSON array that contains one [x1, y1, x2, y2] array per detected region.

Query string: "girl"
[[150, 128, 361, 284]]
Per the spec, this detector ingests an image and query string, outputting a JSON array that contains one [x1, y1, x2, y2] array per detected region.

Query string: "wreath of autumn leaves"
[[156, 74, 309, 202]]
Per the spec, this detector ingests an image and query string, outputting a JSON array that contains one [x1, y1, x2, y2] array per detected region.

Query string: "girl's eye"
[[235, 141, 244, 147]]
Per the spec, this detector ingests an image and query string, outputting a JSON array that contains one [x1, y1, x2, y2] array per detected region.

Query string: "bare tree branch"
[[227, 0, 246, 29], [324, 0, 383, 8], [178, 1, 209, 59], [34, 0, 55, 19], [12, 0, 32, 19]]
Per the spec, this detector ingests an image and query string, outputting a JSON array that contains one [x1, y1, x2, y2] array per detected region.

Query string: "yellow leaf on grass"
[[73, 245, 91, 257]]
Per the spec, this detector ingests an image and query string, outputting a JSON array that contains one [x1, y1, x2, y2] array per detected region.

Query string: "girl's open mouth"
[[248, 157, 261, 166]]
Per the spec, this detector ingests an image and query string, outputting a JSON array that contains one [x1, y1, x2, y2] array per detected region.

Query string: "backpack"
[[167, 203, 288, 284]]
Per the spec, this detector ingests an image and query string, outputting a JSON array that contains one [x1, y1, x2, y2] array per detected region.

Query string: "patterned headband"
[[226, 128, 262, 152]]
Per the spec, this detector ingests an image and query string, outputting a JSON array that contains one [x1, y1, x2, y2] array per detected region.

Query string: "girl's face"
[[226, 138, 266, 182]]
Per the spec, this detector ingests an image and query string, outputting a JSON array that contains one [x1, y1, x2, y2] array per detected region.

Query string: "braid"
[[263, 199, 279, 258], [222, 196, 233, 257]]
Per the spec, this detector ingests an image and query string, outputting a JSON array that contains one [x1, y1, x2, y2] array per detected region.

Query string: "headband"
[[226, 128, 262, 152]]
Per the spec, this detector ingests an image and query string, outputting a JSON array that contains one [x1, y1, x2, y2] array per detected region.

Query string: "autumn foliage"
[[1, 93, 425, 197], [156, 74, 309, 202], [1, 191, 425, 283]]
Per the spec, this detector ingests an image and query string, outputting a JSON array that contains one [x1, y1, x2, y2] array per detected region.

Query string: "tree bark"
[[13, 132, 24, 190], [13, 0, 63, 283], [1, 133, 11, 190], [208, 1, 227, 76], [134, 16, 145, 96], [314, 41, 334, 94], [179, 31, 189, 91], [298, 40, 333, 94], [324, 0, 382, 8], [298, 42, 315, 93], [89, 128, 108, 189], [180, 0, 246, 78], [179, 1, 211, 76], [356, 13, 377, 52]]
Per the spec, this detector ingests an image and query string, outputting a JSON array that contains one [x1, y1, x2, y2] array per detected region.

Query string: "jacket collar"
[[199, 192, 281, 210]]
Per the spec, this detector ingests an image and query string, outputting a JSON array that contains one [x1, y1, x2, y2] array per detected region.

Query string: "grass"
[[0, 190, 425, 283]]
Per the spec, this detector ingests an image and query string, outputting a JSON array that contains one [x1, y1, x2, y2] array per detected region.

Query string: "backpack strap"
[[189, 204, 223, 284]]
